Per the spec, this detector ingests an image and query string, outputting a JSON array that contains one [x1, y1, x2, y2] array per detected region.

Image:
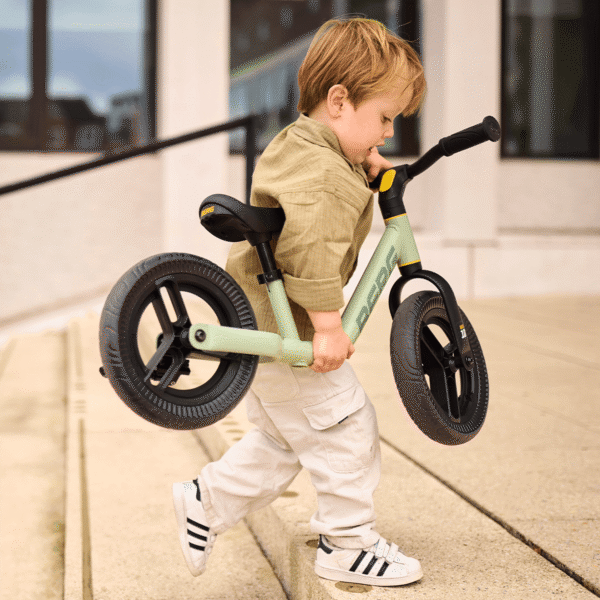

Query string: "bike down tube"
[[189, 208, 421, 363], [342, 214, 421, 342]]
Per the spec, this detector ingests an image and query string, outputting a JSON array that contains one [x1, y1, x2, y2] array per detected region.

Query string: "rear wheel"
[[99, 253, 258, 429], [390, 290, 488, 445]]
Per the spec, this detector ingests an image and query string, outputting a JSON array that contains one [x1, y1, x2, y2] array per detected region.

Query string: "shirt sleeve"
[[274, 190, 360, 312]]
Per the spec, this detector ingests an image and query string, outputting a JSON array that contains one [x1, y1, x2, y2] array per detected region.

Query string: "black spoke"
[[151, 291, 174, 335], [428, 368, 451, 406], [443, 341, 457, 355], [445, 372, 460, 421], [165, 279, 191, 328], [188, 349, 241, 362], [421, 322, 466, 422], [421, 326, 446, 369]]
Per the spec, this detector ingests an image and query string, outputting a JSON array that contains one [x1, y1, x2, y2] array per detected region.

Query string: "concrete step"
[[0, 331, 66, 600], [63, 313, 287, 599]]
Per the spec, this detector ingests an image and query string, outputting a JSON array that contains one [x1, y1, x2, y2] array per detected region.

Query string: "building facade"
[[0, 0, 598, 337]]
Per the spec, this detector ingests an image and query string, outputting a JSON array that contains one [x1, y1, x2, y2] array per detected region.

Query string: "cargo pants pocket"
[[302, 386, 378, 474]]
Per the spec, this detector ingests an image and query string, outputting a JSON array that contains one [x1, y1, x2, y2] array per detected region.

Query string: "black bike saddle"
[[200, 194, 285, 244]]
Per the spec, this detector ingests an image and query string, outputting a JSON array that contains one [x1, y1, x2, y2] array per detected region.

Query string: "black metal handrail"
[[0, 115, 258, 204]]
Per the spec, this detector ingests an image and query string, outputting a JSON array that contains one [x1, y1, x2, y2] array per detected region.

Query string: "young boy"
[[173, 17, 426, 587]]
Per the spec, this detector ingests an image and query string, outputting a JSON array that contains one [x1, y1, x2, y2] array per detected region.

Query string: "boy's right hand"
[[307, 309, 355, 373]]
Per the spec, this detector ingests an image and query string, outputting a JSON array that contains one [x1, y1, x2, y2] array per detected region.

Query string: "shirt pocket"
[[302, 386, 377, 474]]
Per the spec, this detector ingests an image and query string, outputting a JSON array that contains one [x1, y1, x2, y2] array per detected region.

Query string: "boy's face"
[[329, 83, 413, 165]]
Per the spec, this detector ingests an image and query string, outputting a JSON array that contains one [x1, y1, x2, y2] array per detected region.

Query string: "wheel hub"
[[445, 356, 459, 373], [152, 328, 192, 385]]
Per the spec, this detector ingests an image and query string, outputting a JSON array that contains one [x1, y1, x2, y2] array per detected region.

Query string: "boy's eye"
[[382, 116, 391, 124]]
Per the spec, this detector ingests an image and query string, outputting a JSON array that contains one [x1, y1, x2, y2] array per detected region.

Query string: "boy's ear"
[[326, 84, 349, 117]]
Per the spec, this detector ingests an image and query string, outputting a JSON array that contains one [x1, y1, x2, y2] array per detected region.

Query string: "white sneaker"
[[172, 479, 217, 576], [315, 535, 423, 587]]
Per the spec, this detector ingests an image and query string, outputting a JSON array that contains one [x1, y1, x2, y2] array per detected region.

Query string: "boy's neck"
[[306, 103, 335, 131]]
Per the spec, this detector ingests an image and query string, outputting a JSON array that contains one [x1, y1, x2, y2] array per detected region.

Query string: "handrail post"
[[245, 115, 257, 204]]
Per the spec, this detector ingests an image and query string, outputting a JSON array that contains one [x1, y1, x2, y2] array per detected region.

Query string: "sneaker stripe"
[[349, 550, 368, 572], [187, 517, 210, 532], [187, 529, 208, 541], [318, 536, 333, 554], [362, 555, 378, 575], [193, 478, 201, 501], [189, 542, 206, 551], [377, 561, 390, 576]]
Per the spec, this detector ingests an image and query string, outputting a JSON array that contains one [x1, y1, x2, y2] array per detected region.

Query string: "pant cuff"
[[324, 530, 381, 550], [197, 474, 229, 535]]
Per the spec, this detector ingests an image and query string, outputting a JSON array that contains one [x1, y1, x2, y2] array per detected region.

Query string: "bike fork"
[[389, 270, 474, 371]]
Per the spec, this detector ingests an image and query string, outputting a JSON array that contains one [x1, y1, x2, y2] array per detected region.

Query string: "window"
[[502, 0, 600, 158], [0, 0, 157, 152], [230, 0, 422, 156]]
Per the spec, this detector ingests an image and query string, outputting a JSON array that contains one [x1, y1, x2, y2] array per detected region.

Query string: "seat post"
[[246, 232, 303, 353], [244, 232, 283, 284]]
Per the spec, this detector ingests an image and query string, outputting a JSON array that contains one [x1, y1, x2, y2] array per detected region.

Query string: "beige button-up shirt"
[[226, 114, 374, 342]]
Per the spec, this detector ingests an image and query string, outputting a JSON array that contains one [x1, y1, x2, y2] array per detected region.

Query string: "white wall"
[[498, 161, 600, 233], [420, 0, 501, 243], [0, 154, 163, 326], [159, 0, 231, 267], [0, 0, 231, 332], [409, 0, 600, 299]]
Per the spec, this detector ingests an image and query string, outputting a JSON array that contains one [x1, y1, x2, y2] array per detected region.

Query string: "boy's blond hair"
[[297, 18, 426, 116]]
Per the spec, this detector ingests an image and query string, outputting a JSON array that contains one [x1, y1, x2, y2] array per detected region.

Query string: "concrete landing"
[[1, 295, 598, 599], [354, 295, 600, 594]]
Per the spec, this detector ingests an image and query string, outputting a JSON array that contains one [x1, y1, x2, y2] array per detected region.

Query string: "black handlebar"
[[438, 116, 500, 157], [370, 116, 501, 189]]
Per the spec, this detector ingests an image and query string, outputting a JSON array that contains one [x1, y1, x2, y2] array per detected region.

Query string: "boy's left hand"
[[362, 147, 393, 188]]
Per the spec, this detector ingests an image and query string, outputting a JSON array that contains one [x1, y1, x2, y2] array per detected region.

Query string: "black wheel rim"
[[419, 314, 478, 424], [123, 271, 244, 406]]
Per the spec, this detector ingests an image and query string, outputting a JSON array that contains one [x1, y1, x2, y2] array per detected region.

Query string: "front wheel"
[[99, 253, 259, 430], [390, 290, 489, 445]]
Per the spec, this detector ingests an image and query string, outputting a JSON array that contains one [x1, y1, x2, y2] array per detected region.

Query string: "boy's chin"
[[343, 147, 371, 166], [357, 149, 373, 165]]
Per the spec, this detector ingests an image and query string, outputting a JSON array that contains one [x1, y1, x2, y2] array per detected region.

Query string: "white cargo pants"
[[198, 360, 382, 549]]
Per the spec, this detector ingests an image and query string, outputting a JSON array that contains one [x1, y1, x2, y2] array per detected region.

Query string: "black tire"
[[390, 290, 488, 445], [99, 253, 259, 430]]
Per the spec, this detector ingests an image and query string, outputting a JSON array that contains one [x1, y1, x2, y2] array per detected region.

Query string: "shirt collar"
[[292, 113, 369, 185]]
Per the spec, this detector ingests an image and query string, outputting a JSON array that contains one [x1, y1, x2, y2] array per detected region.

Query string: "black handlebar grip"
[[438, 116, 501, 157]]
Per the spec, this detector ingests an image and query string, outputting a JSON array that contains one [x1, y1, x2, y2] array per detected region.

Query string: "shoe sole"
[[314, 563, 423, 587], [172, 483, 204, 577]]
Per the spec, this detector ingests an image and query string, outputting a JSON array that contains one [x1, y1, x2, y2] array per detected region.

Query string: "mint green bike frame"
[[188, 212, 420, 367]]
